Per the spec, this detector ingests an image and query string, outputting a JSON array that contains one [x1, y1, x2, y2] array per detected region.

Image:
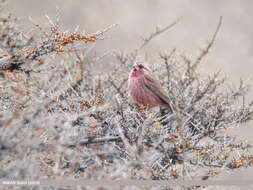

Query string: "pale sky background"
[[6, 0, 253, 186]]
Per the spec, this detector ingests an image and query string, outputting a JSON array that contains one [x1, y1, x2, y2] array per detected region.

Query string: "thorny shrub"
[[0, 3, 253, 190]]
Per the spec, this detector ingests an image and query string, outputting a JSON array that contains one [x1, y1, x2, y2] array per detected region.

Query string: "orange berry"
[[171, 136, 177, 142], [136, 165, 141, 171], [171, 170, 178, 177], [51, 28, 57, 33], [237, 159, 242, 167], [176, 148, 181, 154], [225, 152, 230, 158]]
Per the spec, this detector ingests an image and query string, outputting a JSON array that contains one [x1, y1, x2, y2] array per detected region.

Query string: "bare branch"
[[78, 136, 122, 145], [136, 17, 182, 52], [192, 16, 223, 70]]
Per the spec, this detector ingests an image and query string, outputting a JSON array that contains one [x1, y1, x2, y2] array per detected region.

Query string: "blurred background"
[[7, 0, 253, 182]]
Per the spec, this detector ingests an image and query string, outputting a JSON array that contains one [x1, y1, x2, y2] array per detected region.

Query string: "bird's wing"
[[143, 72, 172, 110]]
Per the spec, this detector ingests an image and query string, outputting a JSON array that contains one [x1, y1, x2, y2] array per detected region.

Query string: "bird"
[[128, 61, 172, 112]]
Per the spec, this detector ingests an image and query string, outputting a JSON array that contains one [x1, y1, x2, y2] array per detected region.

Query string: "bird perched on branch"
[[128, 62, 172, 112]]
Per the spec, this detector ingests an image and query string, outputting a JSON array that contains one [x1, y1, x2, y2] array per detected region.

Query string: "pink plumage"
[[128, 62, 172, 111]]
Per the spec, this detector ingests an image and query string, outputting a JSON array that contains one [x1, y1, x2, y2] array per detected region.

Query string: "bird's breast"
[[129, 76, 154, 107]]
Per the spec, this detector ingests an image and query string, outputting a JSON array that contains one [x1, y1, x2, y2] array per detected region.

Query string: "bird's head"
[[130, 62, 150, 78]]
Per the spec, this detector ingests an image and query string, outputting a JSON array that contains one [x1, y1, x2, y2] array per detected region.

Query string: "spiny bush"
[[0, 3, 252, 190]]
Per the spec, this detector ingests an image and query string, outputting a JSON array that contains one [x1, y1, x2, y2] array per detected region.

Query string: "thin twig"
[[192, 16, 223, 70], [136, 17, 182, 52], [79, 136, 122, 145]]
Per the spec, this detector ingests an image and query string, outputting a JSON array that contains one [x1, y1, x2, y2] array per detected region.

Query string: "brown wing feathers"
[[143, 73, 172, 111]]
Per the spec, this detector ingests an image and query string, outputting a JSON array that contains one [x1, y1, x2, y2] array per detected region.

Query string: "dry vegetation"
[[0, 2, 253, 190]]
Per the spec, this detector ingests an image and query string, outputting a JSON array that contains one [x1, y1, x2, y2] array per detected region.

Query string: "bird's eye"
[[138, 64, 144, 69]]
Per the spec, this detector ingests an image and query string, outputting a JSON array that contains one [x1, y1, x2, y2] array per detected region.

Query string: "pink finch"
[[128, 62, 172, 111]]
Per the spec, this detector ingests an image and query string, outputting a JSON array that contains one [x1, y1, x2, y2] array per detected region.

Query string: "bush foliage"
[[0, 3, 253, 190]]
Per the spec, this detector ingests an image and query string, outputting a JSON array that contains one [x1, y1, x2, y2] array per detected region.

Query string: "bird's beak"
[[133, 65, 140, 71]]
